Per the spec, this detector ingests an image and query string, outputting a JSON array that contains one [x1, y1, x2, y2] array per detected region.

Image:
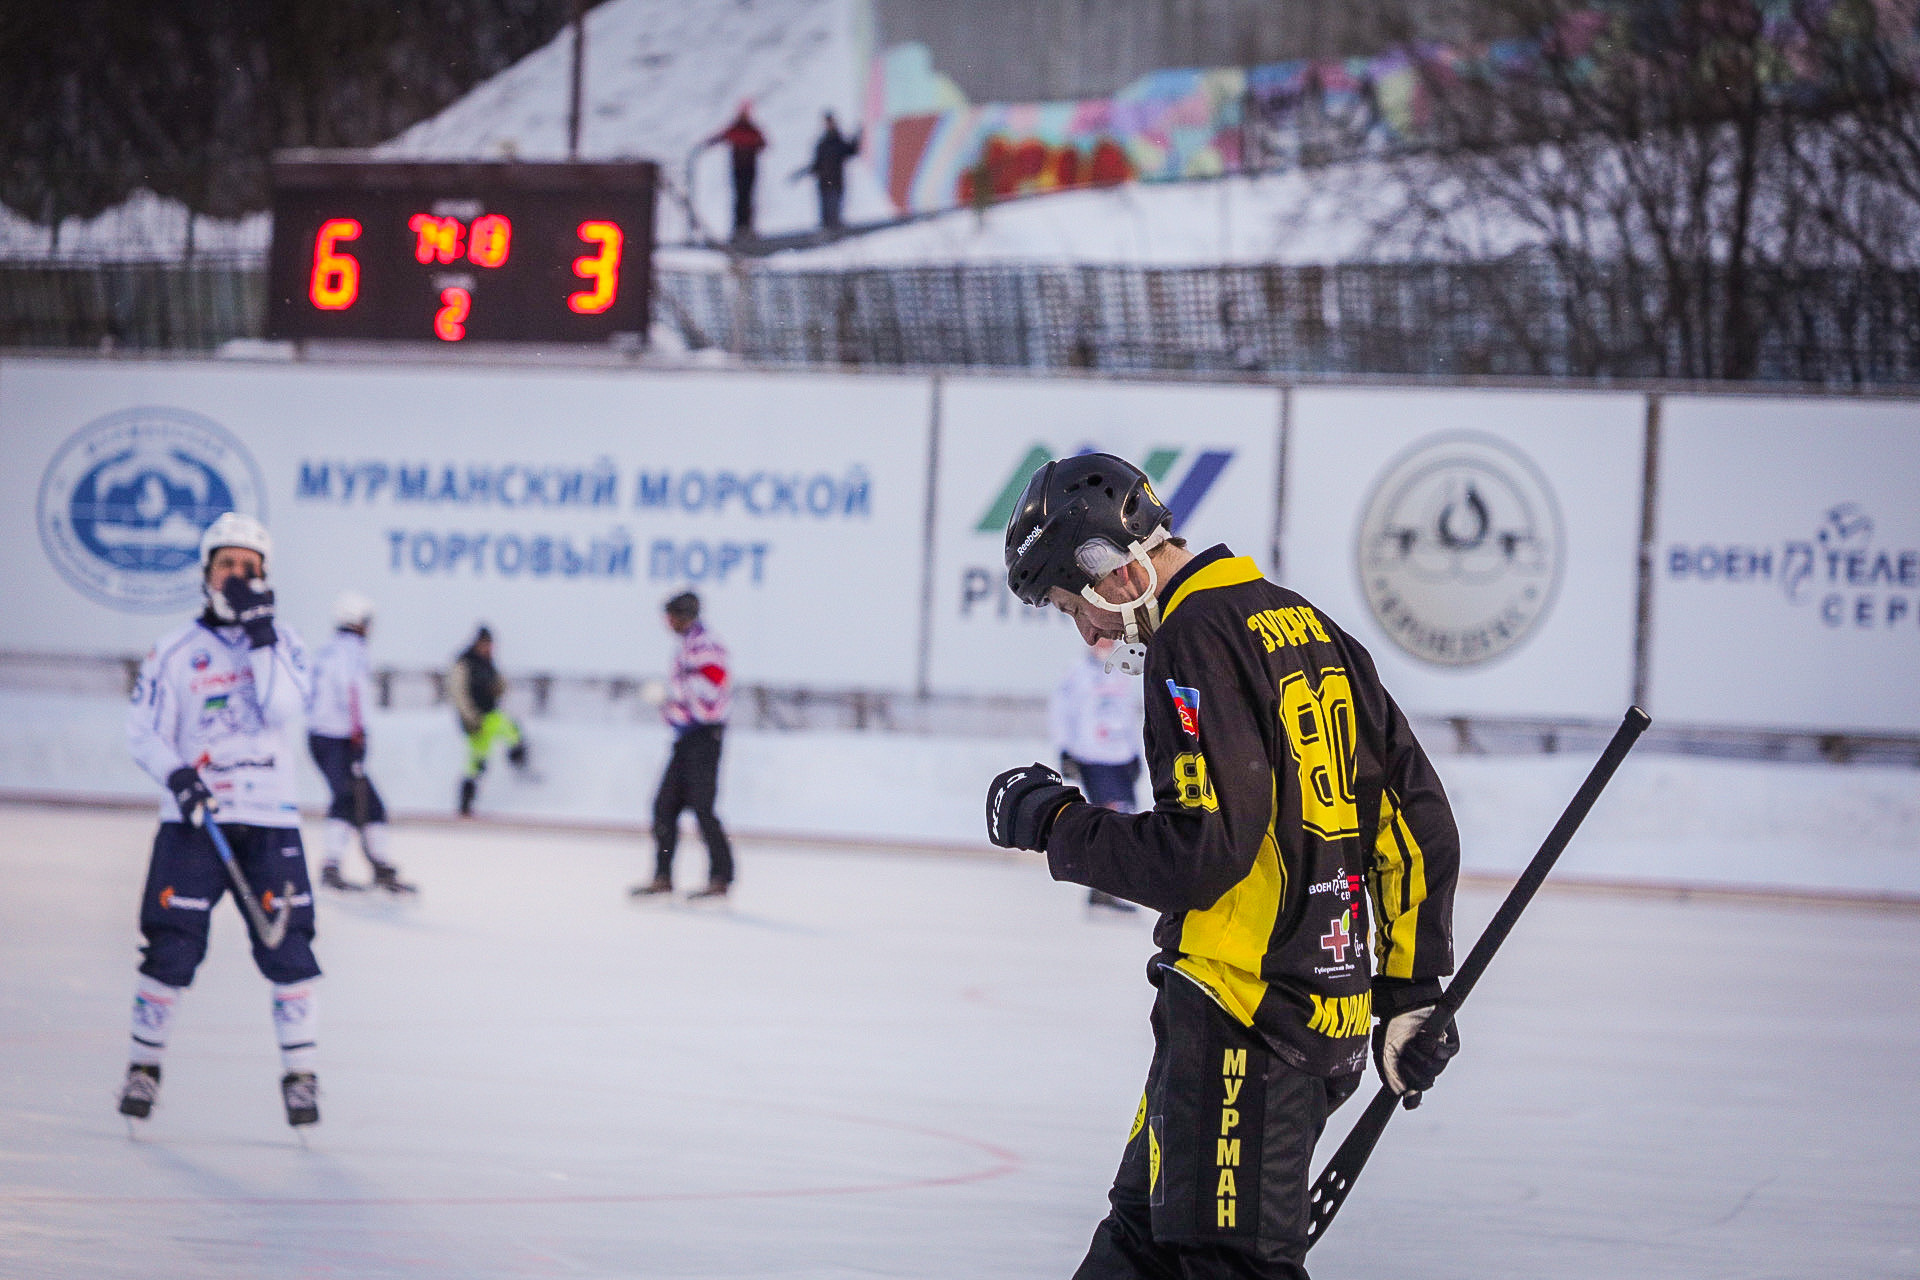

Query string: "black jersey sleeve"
[[1046, 613, 1277, 914], [1340, 628, 1460, 1011]]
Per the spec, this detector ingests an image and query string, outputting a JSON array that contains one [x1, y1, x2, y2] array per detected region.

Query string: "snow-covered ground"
[[378, 0, 894, 245], [2, 802, 1917, 1279], [0, 190, 270, 261]]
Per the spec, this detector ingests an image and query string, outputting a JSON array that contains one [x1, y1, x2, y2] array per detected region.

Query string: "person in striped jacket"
[[632, 592, 735, 900]]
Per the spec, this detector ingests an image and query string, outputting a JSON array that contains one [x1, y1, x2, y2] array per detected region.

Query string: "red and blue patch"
[[1166, 680, 1201, 738], [190, 651, 211, 670]]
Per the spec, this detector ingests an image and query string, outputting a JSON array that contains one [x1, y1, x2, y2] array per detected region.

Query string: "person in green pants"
[[450, 626, 530, 816]]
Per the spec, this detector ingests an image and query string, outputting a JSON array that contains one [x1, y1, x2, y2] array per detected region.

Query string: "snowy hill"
[[378, 0, 895, 243]]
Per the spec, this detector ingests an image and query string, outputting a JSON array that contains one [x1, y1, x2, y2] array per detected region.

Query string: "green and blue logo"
[[974, 446, 1235, 535]]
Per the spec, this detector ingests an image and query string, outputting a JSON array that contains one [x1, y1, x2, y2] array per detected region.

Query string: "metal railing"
[[4, 651, 1915, 763]]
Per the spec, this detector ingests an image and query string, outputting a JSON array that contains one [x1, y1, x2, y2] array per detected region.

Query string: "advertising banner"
[[925, 376, 1282, 697], [3, 358, 932, 686], [1647, 395, 1920, 733], [1282, 388, 1645, 720]]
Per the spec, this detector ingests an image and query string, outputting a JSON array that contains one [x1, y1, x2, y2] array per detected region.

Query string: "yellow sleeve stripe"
[[1162, 556, 1265, 622], [1372, 789, 1430, 980]]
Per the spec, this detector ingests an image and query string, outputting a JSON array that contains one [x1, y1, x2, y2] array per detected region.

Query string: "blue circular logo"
[[38, 407, 266, 612]]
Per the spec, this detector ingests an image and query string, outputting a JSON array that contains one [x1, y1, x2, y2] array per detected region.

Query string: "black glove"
[[1373, 1005, 1461, 1098], [221, 577, 277, 649], [986, 762, 1084, 851], [166, 766, 215, 827]]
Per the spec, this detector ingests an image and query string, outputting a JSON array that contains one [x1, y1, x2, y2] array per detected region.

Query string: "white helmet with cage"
[[199, 512, 272, 621], [198, 512, 272, 575]]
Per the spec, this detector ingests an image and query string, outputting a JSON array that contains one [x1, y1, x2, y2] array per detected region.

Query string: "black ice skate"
[[118, 1063, 160, 1119], [458, 778, 477, 817], [281, 1070, 320, 1127], [629, 876, 673, 897], [371, 863, 418, 895], [684, 881, 731, 903], [320, 863, 364, 892]]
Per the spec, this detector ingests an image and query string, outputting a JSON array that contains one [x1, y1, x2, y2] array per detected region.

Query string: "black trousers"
[[731, 159, 758, 236], [1074, 973, 1358, 1279], [818, 179, 845, 229], [653, 724, 734, 885], [138, 822, 319, 988]]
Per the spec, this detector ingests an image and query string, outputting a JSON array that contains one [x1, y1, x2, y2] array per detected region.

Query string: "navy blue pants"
[[308, 733, 387, 825], [137, 822, 319, 988], [1074, 757, 1142, 811]]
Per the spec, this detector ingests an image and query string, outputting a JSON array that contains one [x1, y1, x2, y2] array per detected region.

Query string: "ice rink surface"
[[2, 801, 1917, 1280]]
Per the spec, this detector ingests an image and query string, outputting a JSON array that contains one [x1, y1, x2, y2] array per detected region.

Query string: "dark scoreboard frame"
[[266, 159, 657, 345]]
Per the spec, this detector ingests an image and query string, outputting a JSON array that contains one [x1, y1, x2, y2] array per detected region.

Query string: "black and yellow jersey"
[[1047, 544, 1460, 1077]]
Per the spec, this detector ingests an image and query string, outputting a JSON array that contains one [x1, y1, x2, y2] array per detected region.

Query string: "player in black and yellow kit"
[[986, 454, 1463, 1279]]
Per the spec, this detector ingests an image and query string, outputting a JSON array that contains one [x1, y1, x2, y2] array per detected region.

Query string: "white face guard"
[[1079, 541, 1162, 676]]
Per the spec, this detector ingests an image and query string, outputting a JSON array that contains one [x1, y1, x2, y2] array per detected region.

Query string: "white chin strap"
[[204, 580, 237, 622], [1080, 544, 1161, 676]]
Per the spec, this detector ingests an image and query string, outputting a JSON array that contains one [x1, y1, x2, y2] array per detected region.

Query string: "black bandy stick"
[[1305, 705, 1652, 1249]]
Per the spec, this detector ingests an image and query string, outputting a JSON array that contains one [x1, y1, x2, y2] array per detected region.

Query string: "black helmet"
[[1004, 453, 1172, 606]]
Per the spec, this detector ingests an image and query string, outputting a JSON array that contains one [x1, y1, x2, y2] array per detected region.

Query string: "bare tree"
[[1363, 0, 1920, 379]]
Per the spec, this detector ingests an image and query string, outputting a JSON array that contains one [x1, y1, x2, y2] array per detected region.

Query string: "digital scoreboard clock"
[[266, 159, 657, 344]]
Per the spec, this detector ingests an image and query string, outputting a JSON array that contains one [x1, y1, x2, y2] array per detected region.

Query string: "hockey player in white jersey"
[[1049, 637, 1145, 913], [307, 591, 414, 893], [118, 513, 324, 1129]]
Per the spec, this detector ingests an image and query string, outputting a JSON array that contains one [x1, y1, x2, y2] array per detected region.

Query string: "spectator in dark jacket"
[[708, 103, 768, 240], [797, 111, 862, 230]]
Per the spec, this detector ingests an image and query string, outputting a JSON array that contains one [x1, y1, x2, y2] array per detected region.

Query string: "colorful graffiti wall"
[[862, 0, 1920, 217]]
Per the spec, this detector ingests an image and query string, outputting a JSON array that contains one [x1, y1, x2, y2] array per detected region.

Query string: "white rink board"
[[1, 358, 932, 685], [1647, 395, 1920, 733], [925, 376, 1281, 697], [1282, 387, 1644, 720]]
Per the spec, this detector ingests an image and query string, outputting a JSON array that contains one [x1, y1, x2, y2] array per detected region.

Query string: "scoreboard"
[[266, 159, 657, 344]]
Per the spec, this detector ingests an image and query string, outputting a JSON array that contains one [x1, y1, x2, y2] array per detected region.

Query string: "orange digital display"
[[308, 218, 362, 310], [434, 287, 472, 342], [468, 214, 512, 267], [268, 161, 655, 343], [568, 221, 623, 314], [409, 214, 465, 264]]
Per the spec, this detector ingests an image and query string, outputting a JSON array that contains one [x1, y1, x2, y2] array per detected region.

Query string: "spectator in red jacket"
[[709, 103, 768, 240]]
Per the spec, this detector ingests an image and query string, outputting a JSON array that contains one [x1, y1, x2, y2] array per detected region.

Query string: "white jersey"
[[664, 621, 731, 730], [127, 618, 313, 828], [1049, 651, 1145, 766], [306, 629, 370, 740]]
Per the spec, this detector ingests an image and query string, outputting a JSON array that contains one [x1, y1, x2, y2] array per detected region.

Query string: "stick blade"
[[1306, 1085, 1399, 1245], [259, 882, 295, 949]]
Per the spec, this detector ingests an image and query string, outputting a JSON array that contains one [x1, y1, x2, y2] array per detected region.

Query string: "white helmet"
[[198, 512, 272, 574], [333, 590, 375, 629]]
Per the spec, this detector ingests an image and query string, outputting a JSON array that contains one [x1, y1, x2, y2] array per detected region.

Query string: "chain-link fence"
[[655, 259, 1920, 383], [4, 255, 1917, 384], [0, 259, 263, 350]]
